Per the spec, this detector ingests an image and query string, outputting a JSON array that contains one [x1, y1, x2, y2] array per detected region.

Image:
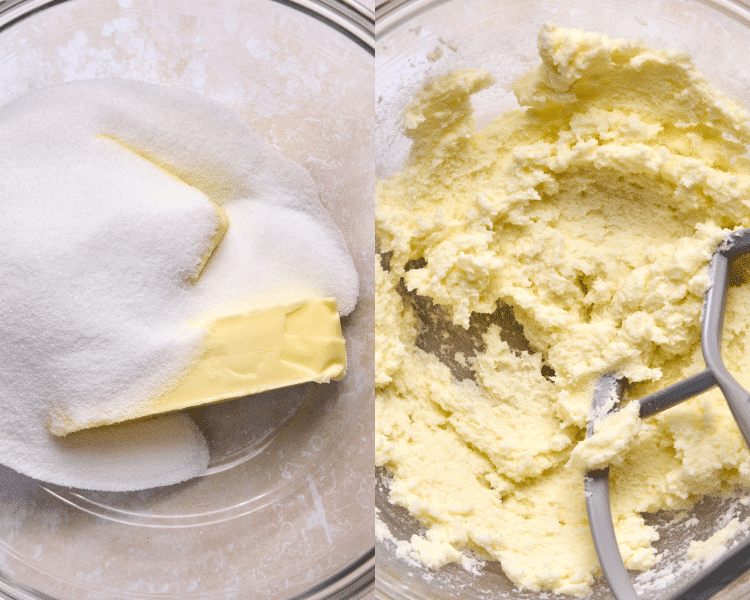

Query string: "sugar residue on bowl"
[[376, 23, 750, 596], [0, 78, 358, 492]]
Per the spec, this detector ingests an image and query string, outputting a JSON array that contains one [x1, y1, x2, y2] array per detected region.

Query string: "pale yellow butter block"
[[49, 298, 347, 436]]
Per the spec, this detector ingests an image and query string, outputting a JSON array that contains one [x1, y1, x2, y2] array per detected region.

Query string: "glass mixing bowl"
[[375, 1, 750, 599], [0, 1, 374, 598]]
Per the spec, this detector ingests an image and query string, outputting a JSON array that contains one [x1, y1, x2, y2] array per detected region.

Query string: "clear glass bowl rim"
[[0, 0, 374, 54]]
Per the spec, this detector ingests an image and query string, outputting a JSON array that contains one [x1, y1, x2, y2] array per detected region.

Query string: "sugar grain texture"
[[0, 79, 359, 492]]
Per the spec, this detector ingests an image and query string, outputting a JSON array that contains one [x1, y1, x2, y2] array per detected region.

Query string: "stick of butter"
[[48, 298, 347, 436]]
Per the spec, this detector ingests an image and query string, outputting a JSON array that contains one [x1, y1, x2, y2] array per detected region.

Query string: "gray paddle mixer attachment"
[[585, 228, 750, 600]]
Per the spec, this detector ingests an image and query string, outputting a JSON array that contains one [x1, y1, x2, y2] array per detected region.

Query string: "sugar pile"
[[0, 78, 359, 492]]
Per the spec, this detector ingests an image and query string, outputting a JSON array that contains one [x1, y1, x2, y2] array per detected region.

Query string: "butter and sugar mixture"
[[376, 24, 750, 596]]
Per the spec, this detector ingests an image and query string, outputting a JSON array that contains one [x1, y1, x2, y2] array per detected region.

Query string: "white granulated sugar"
[[0, 78, 359, 491]]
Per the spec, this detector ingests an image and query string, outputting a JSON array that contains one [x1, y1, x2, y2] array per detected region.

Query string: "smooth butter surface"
[[50, 298, 346, 436]]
